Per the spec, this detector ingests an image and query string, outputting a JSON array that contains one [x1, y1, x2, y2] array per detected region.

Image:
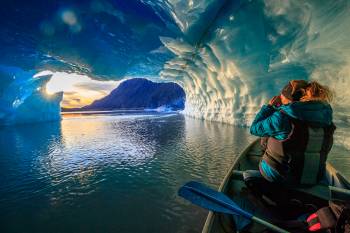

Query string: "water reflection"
[[0, 121, 62, 229], [0, 112, 348, 233]]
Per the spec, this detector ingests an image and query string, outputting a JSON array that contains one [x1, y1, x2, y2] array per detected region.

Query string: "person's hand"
[[268, 95, 282, 106]]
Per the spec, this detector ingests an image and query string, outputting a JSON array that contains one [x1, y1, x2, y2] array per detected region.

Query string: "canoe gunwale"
[[201, 139, 350, 233], [202, 139, 260, 233]]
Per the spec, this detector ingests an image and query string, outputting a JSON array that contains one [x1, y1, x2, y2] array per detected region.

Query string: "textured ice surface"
[[0, 66, 62, 125], [0, 0, 350, 131], [158, 0, 350, 125]]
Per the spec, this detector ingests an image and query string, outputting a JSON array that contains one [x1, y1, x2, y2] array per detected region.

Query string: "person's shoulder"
[[290, 100, 331, 108], [272, 110, 291, 123]]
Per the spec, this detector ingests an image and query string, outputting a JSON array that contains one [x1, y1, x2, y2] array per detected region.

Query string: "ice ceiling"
[[1, 0, 350, 131]]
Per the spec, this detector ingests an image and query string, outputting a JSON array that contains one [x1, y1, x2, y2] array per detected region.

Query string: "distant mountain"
[[65, 78, 185, 111]]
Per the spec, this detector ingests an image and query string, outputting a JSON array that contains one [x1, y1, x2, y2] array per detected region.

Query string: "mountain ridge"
[[62, 78, 185, 111]]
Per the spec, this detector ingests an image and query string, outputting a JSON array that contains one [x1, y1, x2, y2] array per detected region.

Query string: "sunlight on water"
[[0, 112, 254, 232], [0, 112, 348, 233]]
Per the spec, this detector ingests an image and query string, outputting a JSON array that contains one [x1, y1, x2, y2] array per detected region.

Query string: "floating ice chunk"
[[0, 66, 62, 125]]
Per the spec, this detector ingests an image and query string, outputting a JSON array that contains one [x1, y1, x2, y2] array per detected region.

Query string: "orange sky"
[[42, 72, 120, 108]]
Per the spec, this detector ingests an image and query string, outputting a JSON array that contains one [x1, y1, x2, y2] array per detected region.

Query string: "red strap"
[[307, 213, 318, 222], [309, 223, 321, 231], [307, 213, 321, 231], [307, 207, 338, 231]]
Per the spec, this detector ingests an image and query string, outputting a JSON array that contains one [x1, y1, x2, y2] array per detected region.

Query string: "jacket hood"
[[278, 101, 333, 127]]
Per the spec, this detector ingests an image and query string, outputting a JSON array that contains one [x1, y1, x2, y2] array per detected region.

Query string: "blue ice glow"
[[0, 66, 62, 125], [159, 0, 350, 125], [0, 0, 349, 130]]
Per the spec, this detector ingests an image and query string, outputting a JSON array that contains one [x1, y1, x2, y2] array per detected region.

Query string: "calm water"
[[0, 112, 349, 233]]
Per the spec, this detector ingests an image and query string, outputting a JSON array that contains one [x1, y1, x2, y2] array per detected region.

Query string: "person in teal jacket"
[[249, 80, 335, 184]]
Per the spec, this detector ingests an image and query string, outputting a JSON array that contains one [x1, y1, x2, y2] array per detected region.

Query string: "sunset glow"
[[45, 72, 119, 108]]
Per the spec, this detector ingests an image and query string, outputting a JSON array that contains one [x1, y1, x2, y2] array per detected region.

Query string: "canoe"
[[202, 139, 350, 233]]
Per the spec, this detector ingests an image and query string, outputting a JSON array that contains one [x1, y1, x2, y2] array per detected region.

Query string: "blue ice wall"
[[0, 66, 62, 125], [158, 0, 350, 124], [0, 0, 350, 146], [157, 0, 350, 149], [0, 0, 176, 79], [0, 0, 176, 125]]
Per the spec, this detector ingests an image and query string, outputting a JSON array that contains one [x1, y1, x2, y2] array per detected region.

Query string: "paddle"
[[178, 181, 290, 233]]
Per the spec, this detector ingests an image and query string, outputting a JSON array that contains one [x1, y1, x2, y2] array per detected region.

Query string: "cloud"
[[46, 72, 120, 108], [63, 91, 78, 96], [74, 81, 118, 93]]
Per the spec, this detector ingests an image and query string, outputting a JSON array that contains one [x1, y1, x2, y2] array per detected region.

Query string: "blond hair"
[[300, 81, 333, 103]]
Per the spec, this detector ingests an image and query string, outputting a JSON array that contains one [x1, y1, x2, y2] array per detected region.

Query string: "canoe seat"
[[329, 186, 350, 201], [294, 185, 330, 200], [295, 185, 350, 203], [232, 169, 350, 202], [231, 170, 244, 180]]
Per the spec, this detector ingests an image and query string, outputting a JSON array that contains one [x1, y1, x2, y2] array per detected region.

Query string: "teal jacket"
[[250, 101, 333, 140]]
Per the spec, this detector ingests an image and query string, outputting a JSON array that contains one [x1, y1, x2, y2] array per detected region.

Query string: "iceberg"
[[0, 66, 62, 125]]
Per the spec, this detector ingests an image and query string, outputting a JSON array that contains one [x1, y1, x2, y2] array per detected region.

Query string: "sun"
[[41, 71, 119, 108]]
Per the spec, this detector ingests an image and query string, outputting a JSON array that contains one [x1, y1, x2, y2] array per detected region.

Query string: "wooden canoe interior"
[[202, 139, 350, 233]]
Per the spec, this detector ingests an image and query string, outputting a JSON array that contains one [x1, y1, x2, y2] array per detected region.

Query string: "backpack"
[[307, 200, 350, 233]]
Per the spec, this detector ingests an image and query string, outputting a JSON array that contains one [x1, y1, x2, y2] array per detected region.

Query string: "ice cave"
[[1, 0, 350, 146]]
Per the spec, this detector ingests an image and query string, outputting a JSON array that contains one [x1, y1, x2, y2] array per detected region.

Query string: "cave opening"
[[41, 71, 186, 112]]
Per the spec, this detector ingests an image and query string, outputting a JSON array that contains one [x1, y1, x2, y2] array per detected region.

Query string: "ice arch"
[[0, 0, 350, 132], [158, 0, 350, 126]]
